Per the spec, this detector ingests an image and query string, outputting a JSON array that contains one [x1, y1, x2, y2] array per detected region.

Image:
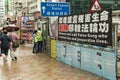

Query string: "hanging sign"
[[41, 2, 70, 16]]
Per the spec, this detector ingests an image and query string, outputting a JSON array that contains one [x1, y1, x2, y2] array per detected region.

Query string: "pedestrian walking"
[[32, 30, 37, 53], [0, 30, 12, 62], [0, 30, 3, 56], [9, 31, 19, 61]]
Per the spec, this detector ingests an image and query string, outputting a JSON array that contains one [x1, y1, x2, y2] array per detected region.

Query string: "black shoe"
[[33, 50, 36, 53], [12, 59, 14, 61], [14, 57, 17, 61]]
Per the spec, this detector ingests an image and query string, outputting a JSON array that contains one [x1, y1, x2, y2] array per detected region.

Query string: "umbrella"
[[3, 24, 20, 32]]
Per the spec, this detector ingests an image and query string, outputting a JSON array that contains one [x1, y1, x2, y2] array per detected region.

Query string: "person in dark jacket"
[[0, 30, 12, 62], [0, 30, 3, 56]]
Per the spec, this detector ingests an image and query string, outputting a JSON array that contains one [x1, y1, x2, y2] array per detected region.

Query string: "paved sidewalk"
[[0, 44, 106, 80]]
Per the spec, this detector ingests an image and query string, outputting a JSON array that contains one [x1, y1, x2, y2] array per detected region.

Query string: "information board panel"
[[58, 9, 112, 47], [41, 2, 70, 16]]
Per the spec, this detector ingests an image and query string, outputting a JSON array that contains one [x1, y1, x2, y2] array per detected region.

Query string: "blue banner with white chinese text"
[[41, 2, 70, 16]]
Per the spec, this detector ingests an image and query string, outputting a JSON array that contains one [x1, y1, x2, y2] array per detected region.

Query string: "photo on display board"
[[49, 17, 58, 39]]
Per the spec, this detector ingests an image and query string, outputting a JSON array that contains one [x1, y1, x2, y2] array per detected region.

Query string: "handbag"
[[12, 41, 19, 48]]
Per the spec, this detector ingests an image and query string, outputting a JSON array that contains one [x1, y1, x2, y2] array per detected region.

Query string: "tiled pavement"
[[0, 44, 107, 80]]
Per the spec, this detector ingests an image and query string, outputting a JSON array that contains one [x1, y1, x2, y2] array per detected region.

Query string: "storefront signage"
[[22, 16, 29, 23], [34, 11, 40, 19], [58, 9, 112, 47], [41, 2, 70, 16]]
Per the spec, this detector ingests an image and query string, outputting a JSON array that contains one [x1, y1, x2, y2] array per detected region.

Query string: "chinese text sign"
[[41, 2, 70, 16], [58, 9, 112, 47]]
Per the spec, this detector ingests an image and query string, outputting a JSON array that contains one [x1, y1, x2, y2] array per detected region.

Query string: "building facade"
[[28, 0, 41, 14], [0, 0, 5, 20], [67, 0, 120, 14]]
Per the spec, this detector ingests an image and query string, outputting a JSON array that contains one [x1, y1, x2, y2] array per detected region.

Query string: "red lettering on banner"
[[59, 24, 68, 32]]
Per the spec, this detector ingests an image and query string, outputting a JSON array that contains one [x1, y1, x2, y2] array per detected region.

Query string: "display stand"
[[20, 20, 34, 44]]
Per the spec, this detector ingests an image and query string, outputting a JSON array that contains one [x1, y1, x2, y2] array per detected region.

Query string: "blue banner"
[[40, 2, 70, 16]]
